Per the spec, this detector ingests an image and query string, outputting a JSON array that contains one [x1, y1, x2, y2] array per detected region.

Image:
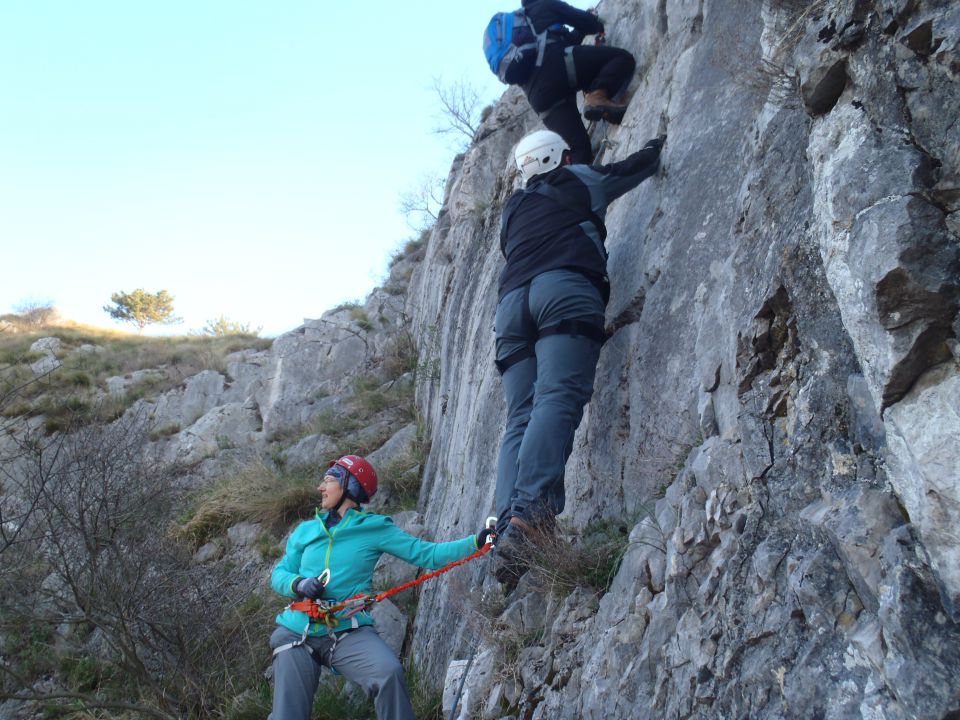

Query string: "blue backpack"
[[483, 9, 550, 85]]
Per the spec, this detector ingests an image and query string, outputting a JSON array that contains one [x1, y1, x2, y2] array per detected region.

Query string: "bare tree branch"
[[0, 409, 264, 717], [431, 76, 483, 147], [398, 173, 446, 232]]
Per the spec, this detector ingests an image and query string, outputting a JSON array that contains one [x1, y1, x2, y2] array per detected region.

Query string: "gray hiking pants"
[[268, 625, 414, 720], [494, 269, 605, 532]]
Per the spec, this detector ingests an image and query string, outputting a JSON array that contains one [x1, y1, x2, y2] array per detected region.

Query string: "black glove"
[[295, 576, 326, 599], [644, 134, 667, 152], [476, 527, 496, 548]]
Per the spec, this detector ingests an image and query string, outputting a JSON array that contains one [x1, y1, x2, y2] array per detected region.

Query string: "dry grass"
[[176, 462, 320, 550], [376, 424, 430, 513], [525, 511, 666, 598], [0, 326, 271, 433]]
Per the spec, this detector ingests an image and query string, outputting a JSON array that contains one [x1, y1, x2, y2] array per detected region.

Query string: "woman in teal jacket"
[[269, 454, 492, 720]]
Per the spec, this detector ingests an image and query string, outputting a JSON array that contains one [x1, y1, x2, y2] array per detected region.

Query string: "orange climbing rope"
[[376, 541, 493, 603], [287, 532, 495, 628]]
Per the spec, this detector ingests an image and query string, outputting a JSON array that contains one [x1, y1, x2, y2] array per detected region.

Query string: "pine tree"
[[103, 289, 181, 333]]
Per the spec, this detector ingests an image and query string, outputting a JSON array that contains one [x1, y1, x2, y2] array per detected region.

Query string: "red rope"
[[287, 542, 493, 626]]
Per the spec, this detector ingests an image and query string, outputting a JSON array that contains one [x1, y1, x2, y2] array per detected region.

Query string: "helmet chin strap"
[[331, 478, 359, 515]]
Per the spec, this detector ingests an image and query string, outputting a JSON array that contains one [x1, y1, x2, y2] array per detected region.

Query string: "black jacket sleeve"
[[522, 0, 604, 37], [601, 138, 664, 179], [562, 138, 663, 212]]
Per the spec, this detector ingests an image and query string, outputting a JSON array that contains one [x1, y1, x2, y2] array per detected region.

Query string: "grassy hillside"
[[0, 323, 271, 433]]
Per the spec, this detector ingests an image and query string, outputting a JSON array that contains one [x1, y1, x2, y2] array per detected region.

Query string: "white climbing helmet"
[[513, 129, 570, 183]]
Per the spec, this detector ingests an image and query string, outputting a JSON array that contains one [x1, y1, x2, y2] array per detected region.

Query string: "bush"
[[0, 413, 256, 717], [380, 327, 419, 380], [201, 315, 262, 337], [349, 307, 374, 332], [10, 300, 58, 328], [524, 514, 663, 597], [376, 425, 429, 512]]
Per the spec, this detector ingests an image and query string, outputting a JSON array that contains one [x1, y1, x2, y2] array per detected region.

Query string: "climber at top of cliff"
[[483, 0, 637, 163], [491, 128, 664, 587]]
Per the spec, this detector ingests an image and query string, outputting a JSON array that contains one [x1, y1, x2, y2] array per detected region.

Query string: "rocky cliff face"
[[405, 0, 959, 718]]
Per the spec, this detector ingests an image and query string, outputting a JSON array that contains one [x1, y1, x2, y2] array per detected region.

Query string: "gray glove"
[[476, 527, 496, 548], [295, 576, 326, 599]]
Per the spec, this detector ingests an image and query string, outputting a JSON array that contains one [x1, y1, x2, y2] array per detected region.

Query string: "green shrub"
[[381, 329, 418, 380], [0, 399, 33, 418], [222, 685, 273, 720], [6, 625, 57, 681], [60, 654, 102, 692], [314, 408, 363, 443], [331, 301, 361, 313], [3, 326, 269, 400], [406, 662, 443, 720], [15, 351, 46, 365]]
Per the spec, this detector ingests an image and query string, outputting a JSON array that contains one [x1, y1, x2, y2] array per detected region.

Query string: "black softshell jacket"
[[498, 143, 661, 302], [522, 0, 604, 42]]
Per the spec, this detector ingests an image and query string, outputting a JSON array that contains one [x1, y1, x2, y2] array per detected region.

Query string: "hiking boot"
[[493, 523, 529, 588], [583, 89, 628, 124]]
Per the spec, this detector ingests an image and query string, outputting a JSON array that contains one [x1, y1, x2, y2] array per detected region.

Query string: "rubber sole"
[[583, 105, 626, 124]]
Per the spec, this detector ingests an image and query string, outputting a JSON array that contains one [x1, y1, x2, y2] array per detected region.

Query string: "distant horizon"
[[0, 289, 380, 339]]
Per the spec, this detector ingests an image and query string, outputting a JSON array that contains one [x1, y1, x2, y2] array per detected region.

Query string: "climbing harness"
[[494, 279, 608, 376], [271, 568, 335, 661], [273, 518, 498, 660]]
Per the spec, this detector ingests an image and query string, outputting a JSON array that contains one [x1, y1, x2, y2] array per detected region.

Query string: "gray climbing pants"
[[268, 625, 414, 720], [494, 269, 605, 533]]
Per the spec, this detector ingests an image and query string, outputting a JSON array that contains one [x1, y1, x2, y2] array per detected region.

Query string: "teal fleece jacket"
[[272, 508, 479, 635]]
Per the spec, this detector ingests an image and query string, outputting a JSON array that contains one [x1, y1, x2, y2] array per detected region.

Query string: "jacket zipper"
[[323, 510, 353, 575]]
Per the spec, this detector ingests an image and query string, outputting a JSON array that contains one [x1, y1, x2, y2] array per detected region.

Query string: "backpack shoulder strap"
[[529, 181, 607, 240], [499, 176, 608, 257], [519, 6, 557, 67]]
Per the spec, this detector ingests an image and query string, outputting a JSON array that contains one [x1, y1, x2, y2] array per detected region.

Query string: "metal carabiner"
[[317, 568, 331, 588], [485, 516, 498, 546]]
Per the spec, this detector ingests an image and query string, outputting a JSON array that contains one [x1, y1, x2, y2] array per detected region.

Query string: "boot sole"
[[583, 106, 626, 124]]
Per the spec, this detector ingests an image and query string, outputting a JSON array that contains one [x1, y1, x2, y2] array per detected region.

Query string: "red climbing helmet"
[[329, 454, 378, 501]]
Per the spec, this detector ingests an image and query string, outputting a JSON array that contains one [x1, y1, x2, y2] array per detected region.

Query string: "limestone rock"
[[370, 598, 407, 657], [226, 522, 262, 549], [28, 336, 61, 375], [403, 0, 960, 717], [194, 541, 224, 563]]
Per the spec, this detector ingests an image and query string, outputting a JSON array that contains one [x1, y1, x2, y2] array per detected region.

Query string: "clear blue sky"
[[0, 1, 591, 337]]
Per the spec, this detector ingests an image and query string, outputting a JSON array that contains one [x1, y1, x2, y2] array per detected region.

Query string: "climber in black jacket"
[[519, 0, 637, 163], [493, 128, 663, 584]]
